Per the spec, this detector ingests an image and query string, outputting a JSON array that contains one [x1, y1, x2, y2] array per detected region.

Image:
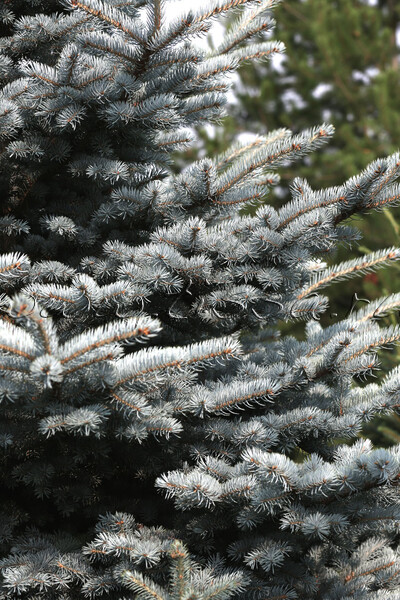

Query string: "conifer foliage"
[[0, 1, 399, 598]]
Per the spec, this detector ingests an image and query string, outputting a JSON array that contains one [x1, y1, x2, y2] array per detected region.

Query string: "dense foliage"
[[196, 0, 400, 445], [0, 1, 399, 598]]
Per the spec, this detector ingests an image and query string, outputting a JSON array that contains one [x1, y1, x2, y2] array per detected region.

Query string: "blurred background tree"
[[182, 0, 400, 445]]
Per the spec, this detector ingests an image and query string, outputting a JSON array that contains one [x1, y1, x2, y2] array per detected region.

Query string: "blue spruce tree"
[[0, 1, 400, 598]]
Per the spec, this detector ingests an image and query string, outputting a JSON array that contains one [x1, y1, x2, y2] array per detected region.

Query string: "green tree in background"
[[195, 0, 400, 445], [205, 0, 400, 189]]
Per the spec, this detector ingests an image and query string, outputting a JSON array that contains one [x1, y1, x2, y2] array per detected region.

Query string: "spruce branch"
[[297, 248, 400, 300], [58, 315, 162, 364], [192, 0, 264, 25], [116, 568, 166, 600], [217, 1, 280, 55], [214, 124, 334, 197], [149, 0, 163, 39], [62, 0, 146, 44]]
